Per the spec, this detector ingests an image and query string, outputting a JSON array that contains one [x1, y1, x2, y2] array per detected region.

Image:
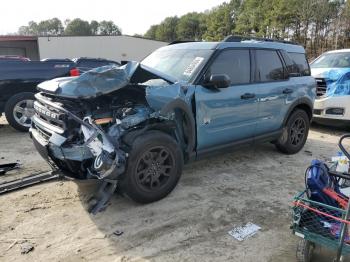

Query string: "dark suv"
[[30, 36, 316, 210]]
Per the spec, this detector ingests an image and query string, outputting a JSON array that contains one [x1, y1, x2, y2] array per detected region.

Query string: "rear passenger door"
[[195, 49, 259, 151], [254, 49, 294, 136]]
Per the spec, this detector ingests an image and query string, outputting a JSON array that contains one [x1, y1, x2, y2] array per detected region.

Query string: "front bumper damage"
[[30, 70, 196, 213], [30, 94, 128, 213]]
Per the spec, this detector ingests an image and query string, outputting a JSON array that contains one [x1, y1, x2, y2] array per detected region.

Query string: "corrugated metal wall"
[[38, 35, 167, 62]]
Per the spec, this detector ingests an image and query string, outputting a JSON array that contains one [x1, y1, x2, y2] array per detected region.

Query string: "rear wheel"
[[276, 109, 310, 154], [296, 239, 314, 262], [120, 131, 183, 203], [4, 92, 35, 132]]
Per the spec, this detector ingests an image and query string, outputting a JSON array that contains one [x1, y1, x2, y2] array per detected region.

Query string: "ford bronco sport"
[[30, 36, 316, 212]]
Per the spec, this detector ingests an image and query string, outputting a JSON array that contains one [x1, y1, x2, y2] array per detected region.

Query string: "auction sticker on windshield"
[[183, 57, 204, 76]]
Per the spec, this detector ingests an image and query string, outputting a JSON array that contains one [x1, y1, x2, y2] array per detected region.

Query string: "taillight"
[[70, 68, 80, 76]]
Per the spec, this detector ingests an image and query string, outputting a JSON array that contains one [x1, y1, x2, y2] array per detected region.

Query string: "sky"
[[0, 0, 227, 35]]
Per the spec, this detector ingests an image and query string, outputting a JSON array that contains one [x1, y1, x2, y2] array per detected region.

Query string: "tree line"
[[18, 18, 122, 36], [144, 0, 350, 58]]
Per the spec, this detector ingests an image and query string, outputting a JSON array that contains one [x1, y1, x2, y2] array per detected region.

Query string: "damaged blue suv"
[[30, 36, 316, 210]]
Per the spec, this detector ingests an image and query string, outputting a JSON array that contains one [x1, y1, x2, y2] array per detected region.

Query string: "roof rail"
[[223, 35, 299, 45], [168, 40, 197, 45]]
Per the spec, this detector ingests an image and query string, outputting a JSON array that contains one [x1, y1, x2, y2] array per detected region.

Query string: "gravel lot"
[[0, 116, 349, 262]]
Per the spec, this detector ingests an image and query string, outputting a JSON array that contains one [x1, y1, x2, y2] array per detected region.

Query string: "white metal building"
[[0, 35, 167, 62]]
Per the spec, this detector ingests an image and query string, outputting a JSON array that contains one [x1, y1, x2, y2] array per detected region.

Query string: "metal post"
[[335, 199, 350, 262]]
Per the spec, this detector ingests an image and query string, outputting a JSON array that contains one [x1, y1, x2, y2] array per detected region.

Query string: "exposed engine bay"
[[30, 62, 196, 213]]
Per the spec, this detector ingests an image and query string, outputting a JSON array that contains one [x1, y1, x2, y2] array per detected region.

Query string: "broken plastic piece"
[[0, 162, 21, 175], [88, 180, 118, 214]]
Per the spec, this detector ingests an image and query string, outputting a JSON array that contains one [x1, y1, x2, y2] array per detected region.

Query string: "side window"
[[256, 50, 285, 81], [280, 51, 299, 76], [288, 52, 311, 76], [207, 49, 250, 85]]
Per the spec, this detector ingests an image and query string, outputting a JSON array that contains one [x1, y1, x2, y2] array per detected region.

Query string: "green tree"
[[235, 0, 267, 36], [38, 18, 64, 35], [18, 21, 38, 35], [18, 18, 64, 35], [144, 25, 159, 39], [98, 20, 122, 35], [64, 18, 92, 36], [155, 16, 179, 42], [90, 20, 99, 35], [203, 0, 241, 41], [176, 12, 207, 40]]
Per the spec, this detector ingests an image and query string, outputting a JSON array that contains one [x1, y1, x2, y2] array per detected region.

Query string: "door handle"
[[241, 93, 256, 99], [283, 88, 293, 94]]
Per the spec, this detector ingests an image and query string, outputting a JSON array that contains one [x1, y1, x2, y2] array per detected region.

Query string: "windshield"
[[141, 48, 213, 82], [311, 52, 350, 68]]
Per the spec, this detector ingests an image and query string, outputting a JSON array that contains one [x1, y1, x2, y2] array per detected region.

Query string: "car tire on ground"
[[275, 109, 310, 154], [120, 130, 183, 203], [4, 92, 35, 132]]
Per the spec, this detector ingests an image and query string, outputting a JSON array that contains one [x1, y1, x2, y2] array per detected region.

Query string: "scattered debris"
[[113, 230, 124, 236], [0, 162, 21, 175], [304, 150, 313, 156], [228, 222, 261, 241], [20, 241, 34, 254], [0, 171, 59, 194]]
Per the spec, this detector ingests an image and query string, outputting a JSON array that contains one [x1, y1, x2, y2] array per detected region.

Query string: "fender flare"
[[282, 97, 313, 126], [159, 98, 196, 155]]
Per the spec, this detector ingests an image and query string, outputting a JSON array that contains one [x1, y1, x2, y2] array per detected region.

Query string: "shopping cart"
[[292, 134, 350, 262]]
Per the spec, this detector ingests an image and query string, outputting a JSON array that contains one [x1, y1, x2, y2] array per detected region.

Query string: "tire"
[[275, 109, 310, 154], [4, 92, 35, 132], [120, 131, 183, 203], [296, 239, 314, 262]]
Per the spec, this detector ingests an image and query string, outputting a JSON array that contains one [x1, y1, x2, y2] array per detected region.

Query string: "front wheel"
[[4, 92, 35, 132], [120, 131, 183, 203], [275, 109, 310, 154]]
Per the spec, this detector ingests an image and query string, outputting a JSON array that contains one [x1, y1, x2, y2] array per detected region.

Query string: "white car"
[[311, 49, 350, 126]]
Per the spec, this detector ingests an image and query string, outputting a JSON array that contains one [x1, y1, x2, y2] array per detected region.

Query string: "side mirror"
[[205, 74, 231, 89]]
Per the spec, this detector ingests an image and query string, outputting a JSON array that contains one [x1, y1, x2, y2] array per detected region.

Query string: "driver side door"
[[195, 49, 259, 152]]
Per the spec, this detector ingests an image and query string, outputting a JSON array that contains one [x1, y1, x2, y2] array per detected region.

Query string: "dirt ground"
[[0, 116, 350, 262]]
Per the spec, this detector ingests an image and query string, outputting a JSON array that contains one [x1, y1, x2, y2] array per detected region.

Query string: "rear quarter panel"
[[287, 76, 316, 118]]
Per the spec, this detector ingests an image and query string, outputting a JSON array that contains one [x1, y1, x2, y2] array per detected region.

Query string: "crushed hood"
[[38, 62, 139, 99], [37, 61, 178, 99]]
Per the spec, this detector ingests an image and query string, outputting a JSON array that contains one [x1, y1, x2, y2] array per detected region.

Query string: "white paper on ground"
[[228, 222, 261, 241]]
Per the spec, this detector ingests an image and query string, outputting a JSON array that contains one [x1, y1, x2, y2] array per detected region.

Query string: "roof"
[[161, 40, 305, 53], [0, 35, 37, 41]]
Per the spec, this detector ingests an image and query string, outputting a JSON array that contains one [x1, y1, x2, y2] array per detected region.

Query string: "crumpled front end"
[[30, 63, 196, 182]]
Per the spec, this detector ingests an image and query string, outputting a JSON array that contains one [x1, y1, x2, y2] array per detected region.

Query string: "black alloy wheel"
[[135, 146, 175, 192], [120, 131, 183, 203], [275, 109, 310, 154], [290, 117, 306, 146]]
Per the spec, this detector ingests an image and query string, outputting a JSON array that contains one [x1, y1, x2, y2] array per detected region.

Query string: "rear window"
[[288, 52, 310, 76], [280, 51, 299, 76], [256, 50, 284, 81]]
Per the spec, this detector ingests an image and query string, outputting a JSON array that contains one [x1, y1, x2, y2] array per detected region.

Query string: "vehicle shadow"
[[73, 130, 350, 261]]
